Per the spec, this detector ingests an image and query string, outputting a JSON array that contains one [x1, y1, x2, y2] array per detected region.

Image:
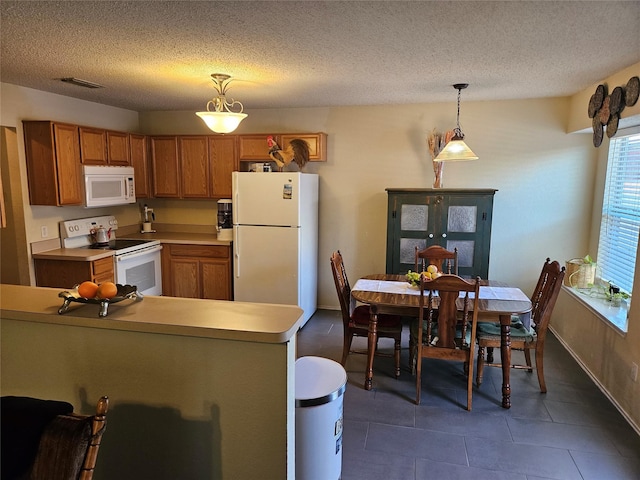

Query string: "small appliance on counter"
[[141, 204, 156, 233], [217, 199, 233, 241], [249, 162, 272, 172]]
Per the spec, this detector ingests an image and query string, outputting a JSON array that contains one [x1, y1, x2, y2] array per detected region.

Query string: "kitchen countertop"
[[121, 231, 230, 246], [0, 284, 302, 344], [31, 231, 230, 261], [32, 248, 115, 261]]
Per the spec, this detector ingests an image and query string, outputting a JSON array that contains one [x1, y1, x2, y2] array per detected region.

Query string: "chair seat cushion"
[[351, 305, 401, 328], [410, 319, 472, 346], [477, 319, 536, 343]]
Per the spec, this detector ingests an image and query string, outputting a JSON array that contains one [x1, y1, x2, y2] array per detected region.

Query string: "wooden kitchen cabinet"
[[179, 136, 210, 198], [34, 256, 115, 288], [79, 127, 131, 166], [150, 136, 180, 198], [280, 133, 327, 162], [130, 133, 151, 198], [106, 130, 130, 165], [79, 126, 107, 165], [23, 121, 83, 206], [238, 133, 327, 162], [161, 244, 232, 300], [209, 135, 238, 198], [238, 134, 274, 161], [154, 135, 237, 200], [385, 188, 496, 279]]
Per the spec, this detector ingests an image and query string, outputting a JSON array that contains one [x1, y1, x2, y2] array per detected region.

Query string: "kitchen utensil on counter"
[[141, 204, 156, 233], [217, 199, 233, 241], [90, 226, 111, 245]]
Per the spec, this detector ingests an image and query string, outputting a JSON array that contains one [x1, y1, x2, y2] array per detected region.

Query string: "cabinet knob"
[[428, 233, 434, 239], [441, 233, 447, 238]]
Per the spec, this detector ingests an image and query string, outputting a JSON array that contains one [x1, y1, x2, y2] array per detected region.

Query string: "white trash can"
[[295, 356, 347, 480]]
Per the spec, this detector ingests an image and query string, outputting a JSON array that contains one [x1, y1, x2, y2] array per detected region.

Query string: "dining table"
[[351, 274, 533, 408]]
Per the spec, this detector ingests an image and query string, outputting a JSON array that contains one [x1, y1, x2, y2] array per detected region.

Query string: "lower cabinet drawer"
[[168, 244, 228, 258], [92, 257, 115, 276]]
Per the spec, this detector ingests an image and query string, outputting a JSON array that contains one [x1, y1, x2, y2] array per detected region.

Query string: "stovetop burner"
[[89, 239, 154, 251]]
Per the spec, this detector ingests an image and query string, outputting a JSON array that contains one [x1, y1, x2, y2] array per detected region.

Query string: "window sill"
[[562, 285, 629, 333]]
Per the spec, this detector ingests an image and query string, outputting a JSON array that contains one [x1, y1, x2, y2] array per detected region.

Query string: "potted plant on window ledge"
[[605, 285, 630, 307]]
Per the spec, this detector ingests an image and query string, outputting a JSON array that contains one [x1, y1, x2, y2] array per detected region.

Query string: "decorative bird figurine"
[[267, 136, 310, 171]]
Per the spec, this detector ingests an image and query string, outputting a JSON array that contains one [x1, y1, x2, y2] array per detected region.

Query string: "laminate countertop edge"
[[0, 284, 303, 344]]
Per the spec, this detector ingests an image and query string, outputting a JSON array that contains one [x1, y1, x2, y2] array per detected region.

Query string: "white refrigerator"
[[232, 172, 319, 326]]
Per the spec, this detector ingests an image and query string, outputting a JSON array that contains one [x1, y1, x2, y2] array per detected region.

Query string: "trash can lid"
[[295, 356, 347, 407]]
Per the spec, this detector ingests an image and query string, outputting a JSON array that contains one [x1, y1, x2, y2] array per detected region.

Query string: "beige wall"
[[568, 62, 640, 133], [2, 63, 639, 429], [141, 98, 596, 306], [555, 63, 640, 431], [0, 83, 142, 284]]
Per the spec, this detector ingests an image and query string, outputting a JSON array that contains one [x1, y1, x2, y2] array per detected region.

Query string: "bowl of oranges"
[[406, 265, 443, 288], [58, 281, 140, 317]]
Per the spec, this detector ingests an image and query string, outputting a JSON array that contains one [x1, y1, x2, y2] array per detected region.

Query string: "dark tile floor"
[[297, 309, 640, 480]]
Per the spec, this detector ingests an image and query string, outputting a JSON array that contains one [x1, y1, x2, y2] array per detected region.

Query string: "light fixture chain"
[[457, 88, 462, 130]]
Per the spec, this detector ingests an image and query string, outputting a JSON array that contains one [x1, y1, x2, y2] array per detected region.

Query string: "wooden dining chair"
[[1, 395, 109, 480], [330, 250, 403, 377], [476, 258, 565, 393], [414, 274, 480, 408], [415, 245, 458, 274]]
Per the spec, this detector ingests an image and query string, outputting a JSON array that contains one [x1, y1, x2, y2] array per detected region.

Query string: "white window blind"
[[597, 131, 640, 294]]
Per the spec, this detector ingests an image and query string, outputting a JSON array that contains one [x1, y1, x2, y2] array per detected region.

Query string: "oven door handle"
[[116, 244, 163, 261]]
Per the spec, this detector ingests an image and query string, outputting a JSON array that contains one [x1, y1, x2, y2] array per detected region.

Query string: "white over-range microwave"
[[83, 165, 136, 208]]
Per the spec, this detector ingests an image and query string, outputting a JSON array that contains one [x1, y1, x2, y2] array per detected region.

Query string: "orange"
[[96, 282, 118, 299], [77, 281, 99, 299]]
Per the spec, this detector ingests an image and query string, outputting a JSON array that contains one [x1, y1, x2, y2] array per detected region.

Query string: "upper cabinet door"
[[79, 127, 107, 165], [23, 121, 83, 206], [180, 136, 210, 198], [209, 136, 238, 199], [238, 134, 277, 160], [53, 123, 83, 205], [150, 136, 180, 198], [130, 134, 150, 198], [107, 131, 131, 165], [280, 133, 327, 162]]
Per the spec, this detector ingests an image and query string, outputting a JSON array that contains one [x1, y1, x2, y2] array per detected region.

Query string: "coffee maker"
[[217, 199, 233, 241]]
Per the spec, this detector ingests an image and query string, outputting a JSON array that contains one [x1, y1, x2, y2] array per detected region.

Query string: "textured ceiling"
[[1, 1, 639, 112]]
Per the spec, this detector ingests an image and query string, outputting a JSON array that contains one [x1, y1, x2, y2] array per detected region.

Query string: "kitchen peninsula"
[[0, 284, 302, 479]]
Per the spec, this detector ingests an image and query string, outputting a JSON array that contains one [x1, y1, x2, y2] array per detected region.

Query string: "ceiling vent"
[[60, 77, 104, 89]]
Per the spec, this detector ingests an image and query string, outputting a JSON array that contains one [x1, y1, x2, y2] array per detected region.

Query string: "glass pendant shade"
[[196, 111, 247, 134], [434, 83, 478, 162], [196, 73, 247, 134], [434, 135, 478, 161]]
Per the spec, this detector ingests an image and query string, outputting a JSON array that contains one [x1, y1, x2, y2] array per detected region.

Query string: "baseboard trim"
[[550, 326, 640, 436]]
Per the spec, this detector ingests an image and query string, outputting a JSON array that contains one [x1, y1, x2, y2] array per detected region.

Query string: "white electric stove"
[[60, 216, 163, 296]]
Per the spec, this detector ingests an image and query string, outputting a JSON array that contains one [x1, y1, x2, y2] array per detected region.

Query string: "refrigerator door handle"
[[234, 225, 240, 277]]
